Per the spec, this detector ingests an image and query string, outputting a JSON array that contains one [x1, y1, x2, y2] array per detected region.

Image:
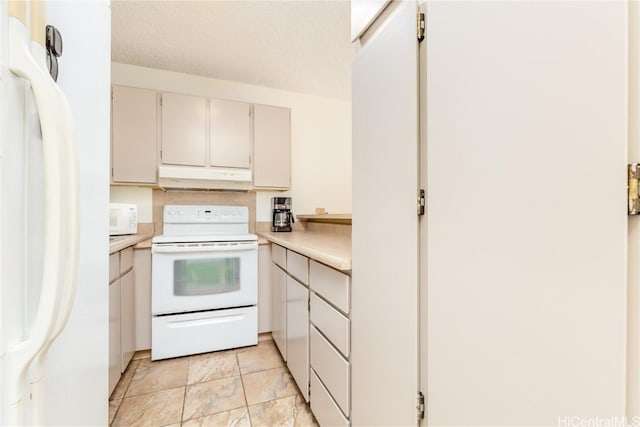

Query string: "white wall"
[[111, 63, 352, 222]]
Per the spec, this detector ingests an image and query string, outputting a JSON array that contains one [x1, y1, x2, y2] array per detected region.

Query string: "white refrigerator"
[[0, 1, 110, 425]]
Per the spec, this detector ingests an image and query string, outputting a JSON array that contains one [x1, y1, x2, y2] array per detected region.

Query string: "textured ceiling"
[[111, 0, 352, 100]]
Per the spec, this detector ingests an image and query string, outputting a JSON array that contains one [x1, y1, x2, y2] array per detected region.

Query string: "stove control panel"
[[163, 205, 249, 224]]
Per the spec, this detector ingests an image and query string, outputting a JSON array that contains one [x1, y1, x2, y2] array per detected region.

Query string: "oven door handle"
[[152, 242, 258, 254]]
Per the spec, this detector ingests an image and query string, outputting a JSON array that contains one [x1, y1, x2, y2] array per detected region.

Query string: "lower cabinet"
[[286, 275, 309, 402], [269, 244, 351, 425], [310, 369, 350, 427], [310, 325, 349, 414], [258, 244, 272, 333], [108, 278, 121, 396], [272, 262, 287, 360], [133, 248, 152, 350], [108, 246, 137, 396], [120, 269, 135, 371], [308, 260, 351, 426]]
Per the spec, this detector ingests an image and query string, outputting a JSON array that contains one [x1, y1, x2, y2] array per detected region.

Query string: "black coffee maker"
[[271, 197, 294, 232]]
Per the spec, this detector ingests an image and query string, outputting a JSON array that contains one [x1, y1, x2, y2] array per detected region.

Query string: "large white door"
[[422, 2, 628, 425], [352, 1, 419, 425]]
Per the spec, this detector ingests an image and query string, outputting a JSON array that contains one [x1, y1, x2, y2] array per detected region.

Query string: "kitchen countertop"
[[109, 233, 154, 254], [258, 230, 351, 272]]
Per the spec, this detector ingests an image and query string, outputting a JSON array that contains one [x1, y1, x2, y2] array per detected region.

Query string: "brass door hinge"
[[629, 164, 640, 215], [418, 189, 425, 216], [417, 12, 425, 42], [417, 391, 425, 420]]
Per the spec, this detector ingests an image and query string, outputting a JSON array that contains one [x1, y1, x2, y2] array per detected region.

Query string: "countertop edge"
[[109, 233, 154, 254], [257, 231, 351, 272]]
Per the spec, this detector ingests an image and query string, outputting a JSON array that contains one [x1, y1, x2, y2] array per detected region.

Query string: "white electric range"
[[151, 205, 258, 360]]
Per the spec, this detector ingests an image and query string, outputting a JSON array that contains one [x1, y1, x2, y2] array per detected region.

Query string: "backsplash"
[[152, 189, 257, 235]]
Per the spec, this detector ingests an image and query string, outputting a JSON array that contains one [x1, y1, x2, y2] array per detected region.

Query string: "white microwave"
[[110, 203, 137, 235]]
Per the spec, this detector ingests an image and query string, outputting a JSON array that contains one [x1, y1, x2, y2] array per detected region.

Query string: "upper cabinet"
[[111, 85, 291, 190], [253, 104, 291, 189], [111, 85, 158, 184], [210, 99, 252, 168], [160, 93, 207, 166], [161, 94, 253, 170]]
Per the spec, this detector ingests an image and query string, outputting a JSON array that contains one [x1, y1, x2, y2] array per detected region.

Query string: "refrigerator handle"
[[4, 2, 79, 425]]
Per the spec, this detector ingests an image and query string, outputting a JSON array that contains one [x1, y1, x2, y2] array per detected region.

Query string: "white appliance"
[[1, 1, 110, 426], [109, 203, 138, 235], [151, 205, 258, 360]]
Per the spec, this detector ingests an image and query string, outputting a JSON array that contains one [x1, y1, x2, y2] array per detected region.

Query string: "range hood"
[[158, 165, 252, 190]]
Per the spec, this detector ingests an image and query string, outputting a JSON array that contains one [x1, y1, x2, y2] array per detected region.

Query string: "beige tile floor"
[[109, 336, 318, 427]]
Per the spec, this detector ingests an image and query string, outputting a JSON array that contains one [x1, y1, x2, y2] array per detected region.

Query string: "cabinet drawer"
[[109, 253, 120, 283], [309, 260, 350, 314], [310, 293, 350, 357], [310, 326, 350, 416], [287, 250, 308, 285], [272, 244, 286, 269], [310, 369, 349, 427], [120, 247, 134, 273]]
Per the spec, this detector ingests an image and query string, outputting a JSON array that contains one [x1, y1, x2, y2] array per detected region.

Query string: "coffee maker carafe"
[[271, 197, 294, 232]]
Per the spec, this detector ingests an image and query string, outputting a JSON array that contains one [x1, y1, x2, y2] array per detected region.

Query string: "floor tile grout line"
[[118, 384, 187, 400], [180, 356, 191, 424], [246, 391, 302, 409], [240, 364, 288, 377], [238, 352, 254, 427], [179, 384, 187, 425], [110, 359, 141, 425]]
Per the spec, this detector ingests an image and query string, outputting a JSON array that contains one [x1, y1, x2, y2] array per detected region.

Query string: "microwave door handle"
[[153, 242, 259, 254]]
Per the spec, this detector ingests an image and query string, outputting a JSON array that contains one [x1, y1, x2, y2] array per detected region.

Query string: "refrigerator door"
[[0, 1, 110, 425]]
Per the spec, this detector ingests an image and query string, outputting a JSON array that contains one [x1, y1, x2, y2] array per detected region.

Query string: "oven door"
[[152, 241, 258, 315]]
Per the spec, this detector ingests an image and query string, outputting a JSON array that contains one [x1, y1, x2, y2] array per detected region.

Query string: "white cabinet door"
[[286, 275, 309, 401], [120, 269, 135, 372], [424, 2, 628, 425], [111, 85, 157, 184], [253, 104, 290, 189], [258, 244, 272, 333], [161, 92, 207, 166], [134, 248, 151, 351], [271, 263, 287, 360], [210, 99, 251, 168], [108, 279, 121, 395], [352, 1, 419, 425]]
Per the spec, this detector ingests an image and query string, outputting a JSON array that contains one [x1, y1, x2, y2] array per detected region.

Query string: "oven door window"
[[173, 257, 241, 296]]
